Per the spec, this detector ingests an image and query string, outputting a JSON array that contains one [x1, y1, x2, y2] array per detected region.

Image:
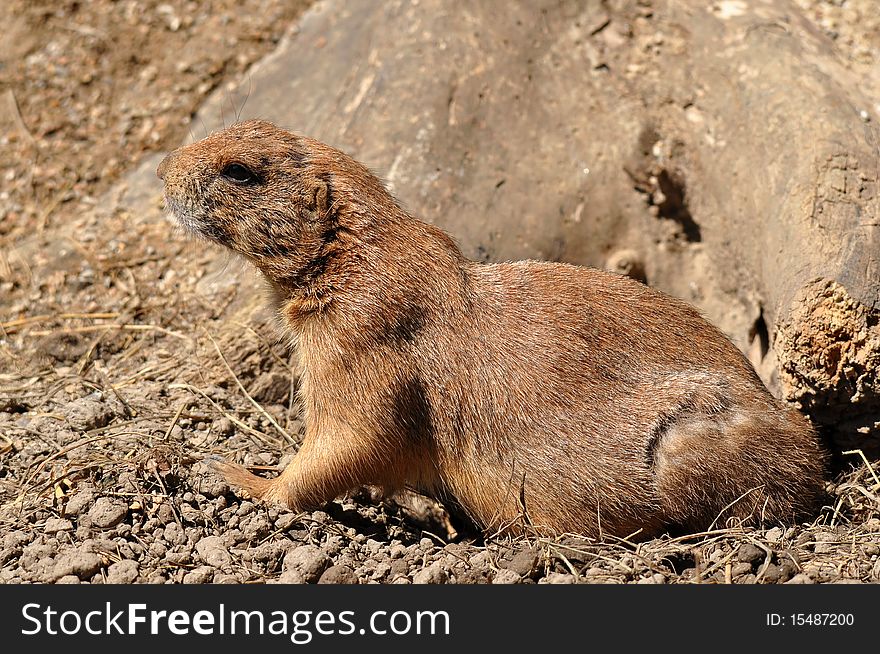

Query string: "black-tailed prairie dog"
[[157, 120, 826, 538]]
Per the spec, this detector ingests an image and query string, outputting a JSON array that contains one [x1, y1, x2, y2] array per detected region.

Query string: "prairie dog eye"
[[221, 162, 258, 185]]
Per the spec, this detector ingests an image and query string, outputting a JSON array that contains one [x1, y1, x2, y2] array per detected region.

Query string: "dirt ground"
[[1, 0, 878, 585]]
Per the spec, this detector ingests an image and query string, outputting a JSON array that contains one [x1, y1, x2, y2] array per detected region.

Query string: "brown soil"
[[1, 0, 878, 584]]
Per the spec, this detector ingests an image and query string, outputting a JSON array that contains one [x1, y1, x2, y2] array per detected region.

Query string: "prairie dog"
[[157, 120, 825, 538]]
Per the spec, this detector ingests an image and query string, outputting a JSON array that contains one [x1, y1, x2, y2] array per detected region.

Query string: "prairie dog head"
[[156, 120, 394, 286]]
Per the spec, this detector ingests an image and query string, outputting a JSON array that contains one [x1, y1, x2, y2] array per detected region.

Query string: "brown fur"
[[157, 120, 826, 538]]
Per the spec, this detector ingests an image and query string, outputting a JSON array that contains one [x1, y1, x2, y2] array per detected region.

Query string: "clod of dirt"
[[503, 547, 539, 577], [760, 564, 791, 584], [412, 561, 448, 585], [786, 573, 815, 584], [318, 564, 357, 584], [240, 513, 271, 541], [64, 488, 95, 516], [199, 473, 231, 499], [552, 537, 594, 566], [195, 535, 233, 568], [279, 544, 331, 584], [736, 543, 765, 565], [43, 518, 73, 534], [730, 562, 753, 578], [56, 575, 81, 584], [62, 396, 116, 431], [387, 559, 409, 582], [50, 549, 103, 582], [156, 503, 176, 525], [491, 569, 521, 585], [389, 544, 407, 559], [3, 531, 30, 550], [37, 333, 90, 365], [183, 566, 215, 584], [165, 551, 190, 565], [455, 568, 490, 584], [764, 527, 784, 543], [541, 572, 576, 584], [87, 497, 128, 529], [106, 559, 139, 584]]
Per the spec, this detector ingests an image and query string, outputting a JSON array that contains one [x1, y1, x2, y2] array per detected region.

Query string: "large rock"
[[183, 0, 878, 451]]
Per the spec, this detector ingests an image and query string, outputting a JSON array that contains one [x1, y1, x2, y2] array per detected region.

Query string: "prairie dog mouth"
[[162, 192, 235, 248], [163, 193, 204, 236]]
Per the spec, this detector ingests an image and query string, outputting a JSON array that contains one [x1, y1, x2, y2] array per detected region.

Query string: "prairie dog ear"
[[303, 177, 332, 222]]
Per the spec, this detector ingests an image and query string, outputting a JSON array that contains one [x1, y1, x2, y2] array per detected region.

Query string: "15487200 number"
[[790, 614, 854, 626]]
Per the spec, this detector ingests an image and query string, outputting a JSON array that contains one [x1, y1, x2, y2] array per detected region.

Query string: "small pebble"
[[541, 572, 575, 584], [183, 566, 215, 584], [106, 560, 139, 584], [274, 513, 298, 531], [44, 518, 73, 534], [51, 551, 103, 582], [56, 575, 81, 584], [737, 543, 764, 565], [730, 562, 753, 577], [389, 544, 407, 559], [65, 489, 96, 516], [492, 569, 521, 585], [88, 497, 128, 529], [281, 545, 331, 584], [504, 547, 538, 577], [412, 562, 448, 585], [785, 573, 814, 585], [318, 565, 358, 584], [195, 535, 232, 568], [636, 573, 666, 584], [764, 527, 783, 543]]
